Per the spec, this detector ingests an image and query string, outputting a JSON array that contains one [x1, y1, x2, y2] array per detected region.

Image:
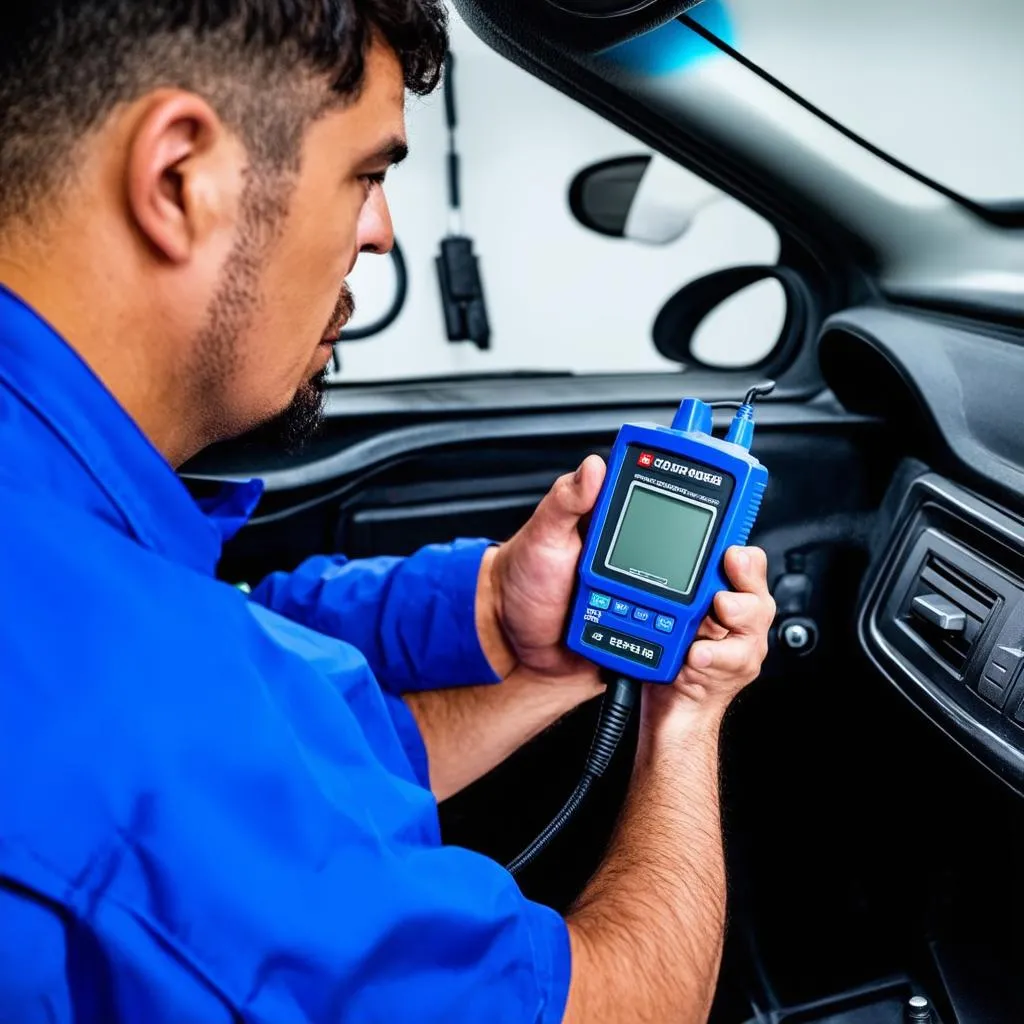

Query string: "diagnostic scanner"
[[566, 386, 772, 684]]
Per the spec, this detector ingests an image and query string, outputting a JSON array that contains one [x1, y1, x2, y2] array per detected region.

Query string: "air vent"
[[903, 554, 998, 674]]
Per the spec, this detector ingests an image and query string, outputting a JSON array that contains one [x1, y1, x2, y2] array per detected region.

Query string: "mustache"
[[323, 284, 355, 342]]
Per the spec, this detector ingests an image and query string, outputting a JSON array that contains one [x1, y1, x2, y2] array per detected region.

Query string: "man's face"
[[195, 41, 405, 448]]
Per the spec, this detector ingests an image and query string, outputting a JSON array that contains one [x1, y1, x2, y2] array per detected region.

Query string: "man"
[[0, 2, 775, 1021]]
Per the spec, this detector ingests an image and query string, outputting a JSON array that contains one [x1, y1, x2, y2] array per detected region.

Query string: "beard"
[[192, 171, 355, 454], [246, 365, 330, 452], [250, 283, 355, 451]]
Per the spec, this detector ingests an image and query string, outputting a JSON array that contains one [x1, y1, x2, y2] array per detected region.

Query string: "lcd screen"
[[605, 483, 716, 596]]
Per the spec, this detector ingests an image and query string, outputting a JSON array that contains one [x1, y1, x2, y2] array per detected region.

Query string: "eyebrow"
[[364, 137, 409, 168]]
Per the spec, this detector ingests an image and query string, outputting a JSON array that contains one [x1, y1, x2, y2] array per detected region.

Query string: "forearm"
[[405, 668, 603, 801], [564, 699, 726, 1024]]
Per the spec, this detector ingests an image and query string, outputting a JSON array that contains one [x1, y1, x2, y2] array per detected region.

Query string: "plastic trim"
[[859, 471, 1024, 796], [186, 400, 874, 492]]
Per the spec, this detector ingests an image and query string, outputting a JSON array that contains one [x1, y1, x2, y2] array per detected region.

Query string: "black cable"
[[331, 239, 409, 373], [340, 239, 408, 342], [435, 50, 491, 350], [443, 51, 461, 223], [743, 380, 777, 406], [507, 675, 639, 877], [708, 379, 777, 410]]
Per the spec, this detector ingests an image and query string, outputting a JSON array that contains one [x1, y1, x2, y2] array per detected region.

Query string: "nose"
[[357, 186, 395, 256]]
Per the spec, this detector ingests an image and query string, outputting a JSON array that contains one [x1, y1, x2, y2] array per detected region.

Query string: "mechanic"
[[0, 2, 775, 1022]]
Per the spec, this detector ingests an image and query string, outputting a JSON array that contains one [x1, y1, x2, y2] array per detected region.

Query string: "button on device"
[[978, 645, 1024, 708], [655, 615, 676, 633], [612, 600, 631, 616], [632, 607, 652, 624], [589, 592, 612, 611]]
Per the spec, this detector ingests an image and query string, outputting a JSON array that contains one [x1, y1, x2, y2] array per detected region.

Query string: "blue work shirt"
[[0, 286, 571, 1024]]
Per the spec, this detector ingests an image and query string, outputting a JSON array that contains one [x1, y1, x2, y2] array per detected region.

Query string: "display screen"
[[605, 482, 716, 596]]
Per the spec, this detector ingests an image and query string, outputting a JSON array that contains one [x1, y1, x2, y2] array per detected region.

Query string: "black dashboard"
[[860, 468, 1024, 795], [821, 305, 1024, 798]]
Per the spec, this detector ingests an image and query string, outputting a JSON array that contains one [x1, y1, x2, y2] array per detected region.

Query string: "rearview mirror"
[[568, 153, 722, 245]]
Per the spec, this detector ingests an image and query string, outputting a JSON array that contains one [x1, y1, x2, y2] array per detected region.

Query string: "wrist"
[[638, 684, 725, 754], [505, 663, 605, 714], [475, 545, 518, 680]]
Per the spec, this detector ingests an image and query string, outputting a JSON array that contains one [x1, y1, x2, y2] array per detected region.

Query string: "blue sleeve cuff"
[[249, 539, 502, 696], [376, 538, 501, 694]]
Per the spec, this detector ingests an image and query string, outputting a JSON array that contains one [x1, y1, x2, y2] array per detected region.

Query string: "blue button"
[[655, 615, 676, 633], [632, 607, 651, 624], [612, 600, 631, 616], [589, 592, 612, 610]]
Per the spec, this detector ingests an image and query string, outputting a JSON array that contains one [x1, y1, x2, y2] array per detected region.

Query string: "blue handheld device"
[[565, 386, 771, 684]]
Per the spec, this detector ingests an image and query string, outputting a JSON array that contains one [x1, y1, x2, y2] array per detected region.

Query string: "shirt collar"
[[0, 285, 264, 574]]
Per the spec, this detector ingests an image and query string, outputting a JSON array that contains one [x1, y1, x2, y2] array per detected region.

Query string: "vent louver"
[[904, 554, 997, 674]]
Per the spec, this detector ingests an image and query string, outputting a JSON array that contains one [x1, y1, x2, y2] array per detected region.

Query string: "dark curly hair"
[[0, 1, 448, 225]]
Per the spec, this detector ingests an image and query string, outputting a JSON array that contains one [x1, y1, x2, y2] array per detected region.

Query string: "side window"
[[335, 8, 784, 383]]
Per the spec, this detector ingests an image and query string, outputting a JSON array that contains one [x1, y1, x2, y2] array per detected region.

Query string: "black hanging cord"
[[435, 50, 491, 351], [507, 676, 639, 877], [331, 239, 409, 373], [340, 240, 408, 342], [444, 50, 461, 229]]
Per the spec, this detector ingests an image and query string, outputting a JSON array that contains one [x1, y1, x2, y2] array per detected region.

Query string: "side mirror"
[[568, 153, 722, 246], [653, 264, 811, 370]]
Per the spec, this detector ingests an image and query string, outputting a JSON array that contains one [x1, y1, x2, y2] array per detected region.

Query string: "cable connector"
[[725, 403, 756, 450], [724, 379, 775, 450], [585, 675, 639, 778]]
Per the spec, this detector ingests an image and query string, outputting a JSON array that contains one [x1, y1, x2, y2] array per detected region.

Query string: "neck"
[[0, 244, 206, 468]]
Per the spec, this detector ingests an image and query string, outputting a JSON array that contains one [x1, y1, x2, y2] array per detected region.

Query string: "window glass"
[[613, 0, 1023, 204], [332, 6, 782, 383]]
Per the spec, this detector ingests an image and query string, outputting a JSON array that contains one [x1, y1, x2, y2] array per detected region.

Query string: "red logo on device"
[[637, 452, 654, 468]]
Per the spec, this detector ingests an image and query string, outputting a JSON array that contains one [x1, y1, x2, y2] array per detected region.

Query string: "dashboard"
[[821, 305, 1024, 797], [860, 468, 1024, 795]]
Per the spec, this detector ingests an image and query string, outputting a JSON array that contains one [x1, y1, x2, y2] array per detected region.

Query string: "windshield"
[[614, 0, 1024, 206]]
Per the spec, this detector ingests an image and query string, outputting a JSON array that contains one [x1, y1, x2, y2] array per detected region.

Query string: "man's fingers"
[[687, 635, 765, 680], [712, 589, 774, 637], [723, 545, 770, 598], [695, 614, 729, 642], [677, 548, 773, 700], [527, 455, 606, 546]]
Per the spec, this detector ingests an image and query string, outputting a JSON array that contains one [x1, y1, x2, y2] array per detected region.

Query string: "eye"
[[360, 171, 388, 192]]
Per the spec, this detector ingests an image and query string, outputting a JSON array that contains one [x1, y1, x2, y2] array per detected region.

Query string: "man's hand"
[[480, 457, 774, 699], [483, 455, 608, 681], [644, 544, 775, 730], [564, 546, 774, 1024], [436, 473, 772, 803]]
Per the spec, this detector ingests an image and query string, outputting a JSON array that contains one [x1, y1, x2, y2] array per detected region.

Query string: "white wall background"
[[726, 0, 1024, 204], [334, 9, 781, 383], [334, 1, 1021, 384]]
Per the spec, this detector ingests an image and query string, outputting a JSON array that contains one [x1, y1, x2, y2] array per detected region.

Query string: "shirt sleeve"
[[248, 539, 501, 694]]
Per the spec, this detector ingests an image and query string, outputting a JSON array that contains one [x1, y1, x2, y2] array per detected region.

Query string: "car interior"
[[183, 1, 1024, 1021]]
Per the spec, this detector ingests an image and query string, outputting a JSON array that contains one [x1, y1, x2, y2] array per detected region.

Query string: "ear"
[[125, 91, 243, 264]]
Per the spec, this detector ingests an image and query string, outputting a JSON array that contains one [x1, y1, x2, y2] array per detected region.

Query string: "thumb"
[[528, 455, 606, 547]]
